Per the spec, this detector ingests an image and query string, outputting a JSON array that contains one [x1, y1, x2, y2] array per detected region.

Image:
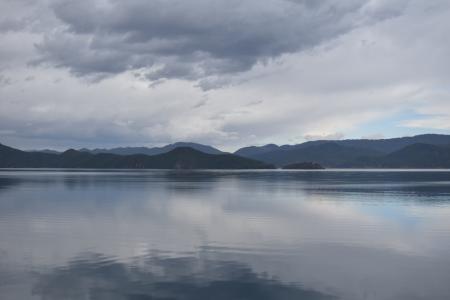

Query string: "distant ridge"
[[78, 142, 224, 156], [347, 143, 450, 168], [28, 149, 61, 154], [305, 134, 450, 153], [246, 142, 383, 167], [234, 134, 450, 167], [234, 144, 279, 158], [6, 133, 450, 169], [0, 143, 273, 169], [235, 134, 450, 157]]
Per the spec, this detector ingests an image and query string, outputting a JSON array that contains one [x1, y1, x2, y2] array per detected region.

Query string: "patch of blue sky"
[[347, 109, 450, 139]]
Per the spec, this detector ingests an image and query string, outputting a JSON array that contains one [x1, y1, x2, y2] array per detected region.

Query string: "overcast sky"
[[1, 0, 450, 151]]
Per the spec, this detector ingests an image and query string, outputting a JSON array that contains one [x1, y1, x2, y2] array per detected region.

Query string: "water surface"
[[1, 169, 450, 299]]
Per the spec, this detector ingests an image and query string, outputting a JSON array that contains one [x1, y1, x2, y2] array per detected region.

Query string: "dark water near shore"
[[1, 169, 450, 300]]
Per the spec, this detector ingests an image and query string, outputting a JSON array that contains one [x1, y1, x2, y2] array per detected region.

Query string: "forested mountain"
[[4, 134, 450, 169], [0, 144, 273, 169], [248, 142, 382, 167], [234, 134, 450, 167], [346, 143, 450, 168], [78, 142, 224, 156]]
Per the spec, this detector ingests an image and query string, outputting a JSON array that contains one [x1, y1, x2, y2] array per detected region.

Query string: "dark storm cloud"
[[0, 18, 27, 32], [5, 0, 448, 149], [33, 0, 396, 86]]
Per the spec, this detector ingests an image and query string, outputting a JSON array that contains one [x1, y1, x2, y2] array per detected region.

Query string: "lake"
[[1, 169, 450, 300]]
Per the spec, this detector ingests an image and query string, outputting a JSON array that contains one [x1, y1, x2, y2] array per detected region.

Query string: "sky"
[[1, 0, 450, 151]]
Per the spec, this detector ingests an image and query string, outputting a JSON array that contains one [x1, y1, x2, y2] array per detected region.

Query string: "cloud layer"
[[35, 0, 375, 85], [1, 0, 450, 150]]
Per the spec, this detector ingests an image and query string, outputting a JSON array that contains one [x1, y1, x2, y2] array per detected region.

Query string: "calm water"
[[1, 170, 450, 300]]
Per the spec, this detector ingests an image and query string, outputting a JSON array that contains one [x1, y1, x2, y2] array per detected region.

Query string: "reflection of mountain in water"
[[33, 252, 335, 300]]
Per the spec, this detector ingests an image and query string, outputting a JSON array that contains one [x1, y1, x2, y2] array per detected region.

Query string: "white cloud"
[[0, 0, 450, 150]]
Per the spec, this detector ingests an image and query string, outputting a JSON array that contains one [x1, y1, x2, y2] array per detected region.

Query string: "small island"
[[282, 162, 324, 170]]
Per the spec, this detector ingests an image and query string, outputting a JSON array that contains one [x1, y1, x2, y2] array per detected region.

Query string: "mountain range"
[[0, 144, 273, 169], [78, 142, 224, 156], [4, 134, 450, 169], [234, 134, 450, 168]]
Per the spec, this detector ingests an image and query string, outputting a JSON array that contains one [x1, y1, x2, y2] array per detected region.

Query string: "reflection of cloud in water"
[[32, 252, 335, 300], [2, 170, 450, 299]]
